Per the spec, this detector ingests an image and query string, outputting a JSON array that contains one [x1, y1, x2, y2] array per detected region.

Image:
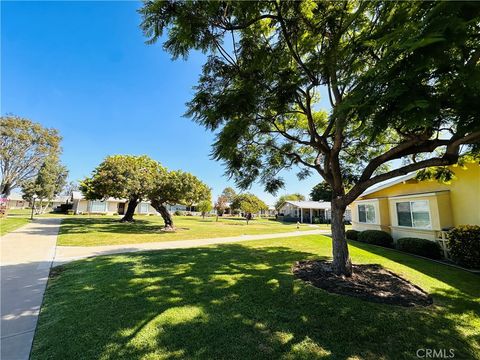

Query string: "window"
[[396, 200, 431, 228], [358, 204, 376, 224], [139, 203, 149, 214], [90, 200, 106, 213]]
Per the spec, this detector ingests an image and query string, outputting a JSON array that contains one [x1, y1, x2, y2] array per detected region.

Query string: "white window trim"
[[357, 203, 376, 224], [395, 200, 432, 229], [90, 200, 107, 213]]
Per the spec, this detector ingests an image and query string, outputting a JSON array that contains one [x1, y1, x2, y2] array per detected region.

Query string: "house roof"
[[71, 191, 126, 202], [360, 172, 417, 197], [7, 193, 24, 201], [283, 200, 332, 210]]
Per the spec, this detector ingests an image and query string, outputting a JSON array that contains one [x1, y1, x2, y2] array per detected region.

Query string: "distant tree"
[[197, 200, 213, 219], [231, 193, 268, 224], [221, 187, 237, 203], [1, 115, 61, 197], [141, 1, 480, 275], [310, 183, 333, 202], [80, 155, 161, 222], [214, 194, 228, 221], [21, 156, 68, 214], [62, 181, 79, 197], [275, 193, 305, 211], [149, 170, 211, 229]]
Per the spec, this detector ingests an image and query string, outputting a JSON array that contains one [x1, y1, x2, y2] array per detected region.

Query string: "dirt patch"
[[49, 265, 66, 279], [293, 260, 432, 307]]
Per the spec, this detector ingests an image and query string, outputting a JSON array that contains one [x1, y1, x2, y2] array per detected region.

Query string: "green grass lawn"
[[32, 235, 480, 359], [0, 209, 32, 236], [57, 215, 327, 246]]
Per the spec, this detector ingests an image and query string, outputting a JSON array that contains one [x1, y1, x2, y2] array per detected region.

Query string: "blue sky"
[[2, 1, 325, 204]]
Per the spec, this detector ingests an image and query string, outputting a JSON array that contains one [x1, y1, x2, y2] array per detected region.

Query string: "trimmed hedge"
[[448, 225, 480, 269], [357, 230, 393, 247], [396, 237, 442, 259], [346, 230, 359, 241]]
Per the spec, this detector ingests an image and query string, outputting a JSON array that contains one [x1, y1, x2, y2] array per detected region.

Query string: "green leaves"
[[80, 155, 163, 202], [231, 193, 268, 214], [1, 115, 62, 196]]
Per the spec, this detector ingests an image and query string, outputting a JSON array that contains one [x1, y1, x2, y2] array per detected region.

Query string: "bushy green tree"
[[21, 156, 68, 214], [141, 1, 480, 275], [1, 115, 61, 197], [80, 155, 161, 222], [197, 200, 213, 219], [275, 193, 305, 211], [231, 193, 268, 224], [310, 182, 332, 202], [149, 170, 211, 229]]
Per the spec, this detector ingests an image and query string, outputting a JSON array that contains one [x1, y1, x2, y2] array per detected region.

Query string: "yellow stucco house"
[[351, 164, 480, 242]]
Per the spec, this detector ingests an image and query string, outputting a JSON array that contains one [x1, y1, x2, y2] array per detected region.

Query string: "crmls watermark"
[[416, 349, 455, 358]]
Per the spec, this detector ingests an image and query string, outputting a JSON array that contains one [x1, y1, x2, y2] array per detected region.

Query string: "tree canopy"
[[310, 182, 332, 202], [1, 115, 62, 196], [231, 193, 268, 223], [221, 187, 237, 203], [141, 1, 480, 275], [80, 155, 162, 222], [21, 156, 68, 214], [197, 200, 213, 218], [275, 193, 305, 210], [149, 169, 211, 228]]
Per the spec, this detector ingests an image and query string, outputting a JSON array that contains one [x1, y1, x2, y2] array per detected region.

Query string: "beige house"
[[71, 191, 158, 215]]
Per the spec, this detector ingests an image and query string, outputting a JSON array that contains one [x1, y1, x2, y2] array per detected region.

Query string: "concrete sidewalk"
[[54, 229, 330, 265], [1, 218, 62, 360]]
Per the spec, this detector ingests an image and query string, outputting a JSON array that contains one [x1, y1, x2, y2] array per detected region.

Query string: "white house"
[[71, 191, 158, 215], [278, 200, 351, 224]]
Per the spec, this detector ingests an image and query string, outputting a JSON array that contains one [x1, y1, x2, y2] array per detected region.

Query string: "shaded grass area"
[[32, 235, 480, 359], [0, 209, 31, 236], [57, 215, 320, 246]]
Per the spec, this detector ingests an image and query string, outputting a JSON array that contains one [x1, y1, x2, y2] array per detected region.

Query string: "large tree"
[[148, 170, 211, 229], [310, 182, 333, 202], [21, 156, 68, 214], [230, 193, 268, 224], [221, 187, 236, 203], [1, 115, 61, 197], [80, 155, 161, 222], [275, 193, 305, 211], [141, 1, 480, 275]]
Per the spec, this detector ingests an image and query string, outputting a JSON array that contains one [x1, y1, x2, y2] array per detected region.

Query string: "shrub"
[[448, 225, 480, 269], [174, 210, 184, 216], [357, 230, 393, 247], [346, 230, 359, 241], [396, 237, 442, 259], [66, 209, 74, 215]]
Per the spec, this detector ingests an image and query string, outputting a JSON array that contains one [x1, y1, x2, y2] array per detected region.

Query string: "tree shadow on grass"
[[32, 244, 480, 360], [59, 217, 167, 235]]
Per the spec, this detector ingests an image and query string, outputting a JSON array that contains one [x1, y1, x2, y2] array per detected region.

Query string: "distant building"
[[277, 200, 351, 224]]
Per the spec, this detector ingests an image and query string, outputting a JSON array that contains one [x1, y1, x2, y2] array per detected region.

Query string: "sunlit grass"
[[56, 215, 327, 246], [32, 235, 480, 359]]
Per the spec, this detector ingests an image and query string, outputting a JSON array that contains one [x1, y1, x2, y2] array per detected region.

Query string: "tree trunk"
[[330, 199, 352, 276], [1, 182, 12, 197], [150, 200, 174, 230], [121, 197, 139, 222]]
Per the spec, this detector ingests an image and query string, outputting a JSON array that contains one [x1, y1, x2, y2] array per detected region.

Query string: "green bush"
[[174, 210, 184, 216], [396, 237, 442, 259], [66, 209, 74, 215], [346, 230, 359, 241], [448, 225, 480, 269], [357, 230, 393, 247]]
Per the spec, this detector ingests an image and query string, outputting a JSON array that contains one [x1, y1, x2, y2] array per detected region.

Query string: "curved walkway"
[[53, 229, 330, 265]]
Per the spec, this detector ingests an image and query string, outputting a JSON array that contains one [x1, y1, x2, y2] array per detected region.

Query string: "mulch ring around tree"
[[292, 260, 432, 307]]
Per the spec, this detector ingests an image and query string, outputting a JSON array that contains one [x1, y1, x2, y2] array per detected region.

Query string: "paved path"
[[1, 218, 62, 360], [54, 229, 330, 265]]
